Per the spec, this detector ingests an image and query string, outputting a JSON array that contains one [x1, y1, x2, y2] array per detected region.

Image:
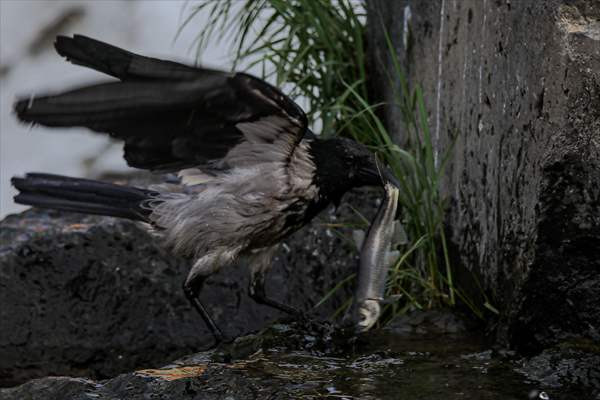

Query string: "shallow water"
[[211, 326, 569, 400], [144, 315, 592, 400], [3, 317, 595, 399]]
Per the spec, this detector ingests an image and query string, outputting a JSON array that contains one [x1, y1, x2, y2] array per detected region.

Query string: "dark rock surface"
[[386, 309, 469, 335], [1, 316, 595, 400], [0, 189, 377, 387], [367, 0, 600, 353], [518, 344, 600, 396]]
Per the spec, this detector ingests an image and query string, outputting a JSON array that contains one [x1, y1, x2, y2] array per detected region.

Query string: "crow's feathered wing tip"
[[54, 34, 107, 67], [10, 175, 25, 189], [53, 34, 80, 61], [13, 96, 35, 123], [10, 36, 77, 124]]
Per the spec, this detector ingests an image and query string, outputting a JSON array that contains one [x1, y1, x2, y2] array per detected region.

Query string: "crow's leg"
[[248, 247, 300, 316], [183, 278, 224, 343], [249, 270, 300, 315], [183, 254, 229, 344]]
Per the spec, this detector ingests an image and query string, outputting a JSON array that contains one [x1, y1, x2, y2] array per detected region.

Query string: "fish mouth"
[[354, 298, 381, 333]]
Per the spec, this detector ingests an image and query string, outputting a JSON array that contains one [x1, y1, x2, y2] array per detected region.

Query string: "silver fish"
[[352, 182, 399, 332]]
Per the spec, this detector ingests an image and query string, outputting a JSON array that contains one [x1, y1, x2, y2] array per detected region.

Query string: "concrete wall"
[[367, 0, 599, 352]]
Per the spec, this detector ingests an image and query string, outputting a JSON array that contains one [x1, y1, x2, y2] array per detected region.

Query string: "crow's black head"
[[309, 137, 400, 204], [336, 137, 399, 189]]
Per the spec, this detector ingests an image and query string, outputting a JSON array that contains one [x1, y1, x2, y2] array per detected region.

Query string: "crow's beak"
[[382, 166, 400, 188], [360, 159, 400, 188], [375, 157, 400, 188]]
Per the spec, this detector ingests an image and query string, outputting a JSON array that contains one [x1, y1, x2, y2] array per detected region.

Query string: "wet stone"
[[1, 319, 596, 400], [517, 344, 600, 397], [386, 309, 470, 336]]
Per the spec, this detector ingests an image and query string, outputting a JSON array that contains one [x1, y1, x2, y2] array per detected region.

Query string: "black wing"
[[14, 35, 308, 172]]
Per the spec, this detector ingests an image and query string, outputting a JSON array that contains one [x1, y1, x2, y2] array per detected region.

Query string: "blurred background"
[[0, 0, 238, 217]]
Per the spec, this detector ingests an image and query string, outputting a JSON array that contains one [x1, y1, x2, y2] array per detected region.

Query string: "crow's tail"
[[11, 173, 158, 222]]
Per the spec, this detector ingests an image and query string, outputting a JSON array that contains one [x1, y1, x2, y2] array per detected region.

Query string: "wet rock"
[[367, 0, 600, 353], [1, 320, 590, 400], [0, 209, 204, 387], [0, 189, 377, 386], [517, 344, 600, 398], [386, 309, 469, 336]]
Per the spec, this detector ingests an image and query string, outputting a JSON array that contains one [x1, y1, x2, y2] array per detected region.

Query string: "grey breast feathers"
[[148, 139, 318, 260]]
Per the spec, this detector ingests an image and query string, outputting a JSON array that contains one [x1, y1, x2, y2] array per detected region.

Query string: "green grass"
[[180, 0, 492, 322], [178, 0, 367, 138]]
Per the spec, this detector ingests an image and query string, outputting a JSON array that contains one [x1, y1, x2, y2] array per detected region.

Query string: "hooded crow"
[[11, 35, 400, 341]]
